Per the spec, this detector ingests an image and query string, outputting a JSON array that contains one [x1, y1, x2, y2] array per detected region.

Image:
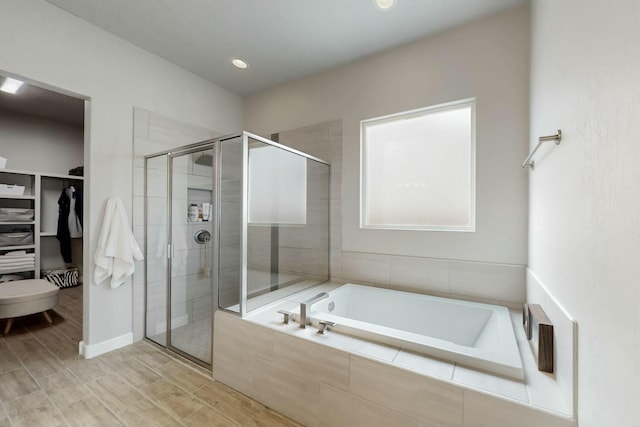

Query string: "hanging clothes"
[[66, 186, 82, 238], [57, 184, 83, 263]]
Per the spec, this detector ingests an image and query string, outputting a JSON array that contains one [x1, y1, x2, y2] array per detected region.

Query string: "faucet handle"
[[317, 320, 336, 335], [277, 310, 293, 324]]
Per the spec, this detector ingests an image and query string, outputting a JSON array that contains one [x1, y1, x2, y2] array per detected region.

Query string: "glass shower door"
[[168, 147, 214, 365], [144, 154, 169, 347]]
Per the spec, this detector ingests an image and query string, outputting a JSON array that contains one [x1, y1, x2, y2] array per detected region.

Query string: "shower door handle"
[[167, 244, 174, 259]]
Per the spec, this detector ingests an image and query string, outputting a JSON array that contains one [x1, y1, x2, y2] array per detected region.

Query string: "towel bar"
[[522, 130, 562, 170]]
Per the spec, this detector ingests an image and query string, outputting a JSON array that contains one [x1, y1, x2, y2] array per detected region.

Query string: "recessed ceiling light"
[[0, 77, 24, 94], [375, 0, 395, 9], [231, 58, 249, 69]]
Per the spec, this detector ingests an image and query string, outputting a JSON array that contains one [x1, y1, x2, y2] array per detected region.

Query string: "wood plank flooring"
[[0, 285, 301, 427]]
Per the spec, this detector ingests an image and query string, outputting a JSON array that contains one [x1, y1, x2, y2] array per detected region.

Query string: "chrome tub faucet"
[[299, 292, 329, 329]]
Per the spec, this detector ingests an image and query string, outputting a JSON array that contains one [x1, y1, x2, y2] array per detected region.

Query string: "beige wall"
[[245, 5, 530, 302], [0, 0, 243, 351], [529, 0, 640, 425]]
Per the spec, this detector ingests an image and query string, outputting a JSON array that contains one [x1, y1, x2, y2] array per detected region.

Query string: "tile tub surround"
[[341, 251, 526, 309], [213, 283, 576, 427]]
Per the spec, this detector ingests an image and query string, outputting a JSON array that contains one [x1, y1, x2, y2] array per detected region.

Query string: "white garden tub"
[[301, 283, 523, 380]]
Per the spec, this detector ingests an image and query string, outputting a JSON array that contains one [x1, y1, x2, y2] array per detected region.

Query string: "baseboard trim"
[[79, 332, 133, 359]]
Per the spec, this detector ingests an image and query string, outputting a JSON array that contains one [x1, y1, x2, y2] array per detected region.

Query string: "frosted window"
[[361, 99, 475, 231], [248, 142, 307, 224]]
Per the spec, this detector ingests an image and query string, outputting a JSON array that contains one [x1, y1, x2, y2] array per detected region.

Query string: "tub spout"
[[299, 292, 329, 329]]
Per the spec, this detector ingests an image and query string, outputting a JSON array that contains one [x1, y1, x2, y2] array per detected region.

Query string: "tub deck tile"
[[393, 349, 455, 380], [453, 364, 528, 402]]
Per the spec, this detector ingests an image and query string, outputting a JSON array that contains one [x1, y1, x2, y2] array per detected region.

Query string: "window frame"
[[360, 98, 476, 232]]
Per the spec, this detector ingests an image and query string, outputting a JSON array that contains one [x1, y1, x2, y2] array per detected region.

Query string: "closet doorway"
[[0, 72, 86, 347]]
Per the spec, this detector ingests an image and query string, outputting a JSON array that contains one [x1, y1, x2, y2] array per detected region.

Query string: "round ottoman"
[[0, 279, 60, 334]]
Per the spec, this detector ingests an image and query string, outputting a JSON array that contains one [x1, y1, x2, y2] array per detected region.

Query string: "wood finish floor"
[[0, 285, 300, 427]]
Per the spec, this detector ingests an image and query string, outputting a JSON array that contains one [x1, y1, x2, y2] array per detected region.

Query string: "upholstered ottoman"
[[0, 279, 59, 334]]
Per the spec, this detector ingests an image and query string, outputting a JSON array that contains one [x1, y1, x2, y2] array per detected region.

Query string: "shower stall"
[[143, 132, 330, 367]]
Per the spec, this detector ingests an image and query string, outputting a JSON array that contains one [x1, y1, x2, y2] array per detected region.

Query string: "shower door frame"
[[144, 138, 220, 369], [143, 131, 331, 368]]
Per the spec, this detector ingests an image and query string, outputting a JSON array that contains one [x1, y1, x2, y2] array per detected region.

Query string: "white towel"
[[93, 197, 144, 288]]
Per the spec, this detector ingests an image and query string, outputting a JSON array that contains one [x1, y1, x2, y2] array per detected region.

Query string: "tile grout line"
[[5, 327, 72, 427], [0, 398, 15, 427], [127, 344, 251, 426]]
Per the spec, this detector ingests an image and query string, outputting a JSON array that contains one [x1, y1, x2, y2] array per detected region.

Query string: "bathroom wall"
[[245, 5, 530, 305], [0, 0, 243, 354], [0, 109, 83, 175], [529, 1, 640, 425]]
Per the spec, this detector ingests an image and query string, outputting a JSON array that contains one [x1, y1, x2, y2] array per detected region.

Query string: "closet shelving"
[[0, 168, 83, 279]]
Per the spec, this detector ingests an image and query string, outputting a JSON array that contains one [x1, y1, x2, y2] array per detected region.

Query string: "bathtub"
[[299, 283, 523, 380]]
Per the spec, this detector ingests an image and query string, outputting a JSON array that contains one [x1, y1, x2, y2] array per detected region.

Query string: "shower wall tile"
[[191, 295, 212, 322], [307, 199, 330, 225], [279, 225, 329, 251], [219, 244, 240, 268], [143, 167, 168, 198], [147, 111, 215, 147], [146, 197, 167, 226], [279, 123, 329, 152], [218, 265, 240, 308], [133, 108, 217, 344], [187, 274, 213, 301], [146, 280, 167, 311], [247, 270, 271, 295], [133, 166, 144, 197]]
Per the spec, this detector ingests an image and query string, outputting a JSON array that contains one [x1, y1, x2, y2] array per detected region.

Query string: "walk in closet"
[[0, 169, 83, 282], [0, 74, 85, 339]]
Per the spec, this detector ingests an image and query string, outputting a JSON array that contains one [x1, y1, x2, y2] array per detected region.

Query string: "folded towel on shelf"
[[1, 251, 32, 257], [0, 262, 35, 268], [93, 197, 144, 288], [0, 258, 35, 265]]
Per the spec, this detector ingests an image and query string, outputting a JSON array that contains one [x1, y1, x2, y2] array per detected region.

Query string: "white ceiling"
[[45, 0, 526, 96]]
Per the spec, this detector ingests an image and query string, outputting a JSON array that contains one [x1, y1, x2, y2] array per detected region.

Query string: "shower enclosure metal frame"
[[144, 138, 218, 368], [143, 131, 331, 369]]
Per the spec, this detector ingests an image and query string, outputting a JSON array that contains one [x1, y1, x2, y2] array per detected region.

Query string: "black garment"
[[56, 186, 83, 263]]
